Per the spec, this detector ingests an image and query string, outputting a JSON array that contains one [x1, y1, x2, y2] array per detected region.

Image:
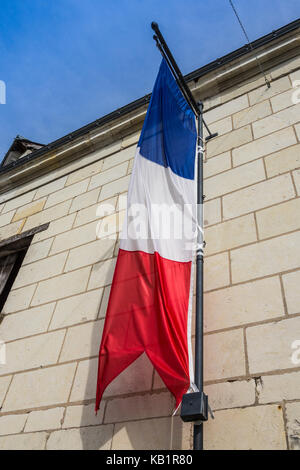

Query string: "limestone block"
[[248, 76, 291, 105], [204, 252, 230, 292], [232, 127, 296, 166], [282, 270, 300, 315], [88, 258, 117, 290], [0, 329, 65, 375], [204, 159, 265, 200], [105, 392, 173, 423], [223, 173, 295, 219], [203, 152, 231, 179], [25, 407, 64, 432], [89, 162, 128, 191], [246, 316, 300, 374], [0, 303, 55, 342], [34, 176, 67, 199], [253, 103, 300, 139], [50, 289, 103, 329], [31, 266, 91, 306], [231, 231, 300, 283], [233, 100, 272, 128], [206, 125, 252, 158], [13, 252, 68, 289], [12, 198, 46, 222], [63, 403, 104, 429], [112, 416, 191, 450], [3, 284, 36, 313], [204, 329, 245, 381], [44, 179, 89, 209], [205, 214, 257, 256], [2, 363, 76, 411], [205, 380, 255, 410], [258, 372, 300, 403], [46, 425, 113, 450], [59, 319, 104, 362], [265, 143, 300, 177], [204, 405, 286, 449], [65, 238, 115, 271], [0, 432, 47, 450], [204, 276, 284, 332], [256, 198, 300, 239]]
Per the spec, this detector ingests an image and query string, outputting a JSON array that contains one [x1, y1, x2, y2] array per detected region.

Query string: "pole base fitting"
[[180, 392, 209, 422]]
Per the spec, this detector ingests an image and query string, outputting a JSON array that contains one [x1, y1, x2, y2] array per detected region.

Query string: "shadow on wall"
[[78, 242, 187, 450]]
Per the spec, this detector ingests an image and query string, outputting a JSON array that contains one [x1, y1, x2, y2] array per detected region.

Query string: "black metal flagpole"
[[151, 22, 217, 451]]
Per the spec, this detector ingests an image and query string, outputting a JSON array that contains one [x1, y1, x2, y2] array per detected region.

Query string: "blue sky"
[[0, 0, 299, 160]]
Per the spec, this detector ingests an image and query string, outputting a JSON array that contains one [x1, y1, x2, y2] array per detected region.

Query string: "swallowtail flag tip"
[[95, 58, 197, 412]]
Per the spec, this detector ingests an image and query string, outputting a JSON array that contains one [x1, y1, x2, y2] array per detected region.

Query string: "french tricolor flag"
[[95, 59, 197, 411]]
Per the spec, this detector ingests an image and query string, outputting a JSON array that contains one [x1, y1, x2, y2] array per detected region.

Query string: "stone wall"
[[0, 50, 299, 449]]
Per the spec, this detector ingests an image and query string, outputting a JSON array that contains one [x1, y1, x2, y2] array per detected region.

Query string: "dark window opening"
[[0, 222, 49, 316]]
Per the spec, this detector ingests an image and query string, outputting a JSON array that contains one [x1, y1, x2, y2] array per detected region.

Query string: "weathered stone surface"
[[31, 266, 91, 306], [205, 380, 255, 411], [233, 100, 272, 128], [204, 276, 284, 332], [293, 169, 300, 196], [34, 176, 67, 199], [12, 199, 46, 222], [59, 319, 104, 362], [63, 403, 105, 428], [74, 197, 117, 227], [206, 125, 252, 158], [46, 425, 113, 450], [204, 198, 221, 227], [205, 95, 248, 124], [0, 329, 65, 375], [232, 127, 296, 166], [204, 405, 286, 449], [203, 152, 231, 179], [282, 270, 300, 315], [0, 303, 55, 342], [25, 407, 64, 432], [0, 432, 47, 450], [265, 144, 300, 177], [256, 198, 300, 239], [246, 316, 300, 374], [88, 258, 117, 290], [112, 416, 191, 450], [89, 162, 128, 190], [231, 231, 300, 283], [258, 372, 300, 404], [0, 376, 11, 408], [105, 392, 173, 423], [248, 76, 291, 105], [0, 413, 27, 436], [23, 200, 72, 232], [23, 238, 52, 265], [65, 238, 115, 272], [66, 160, 103, 186], [99, 175, 130, 201], [50, 289, 103, 329], [285, 402, 300, 450], [13, 252, 68, 288], [2, 363, 76, 412], [3, 284, 36, 313], [253, 103, 300, 139], [204, 159, 265, 200], [204, 329, 245, 381], [204, 252, 230, 292], [50, 220, 98, 254], [205, 214, 257, 256], [3, 190, 36, 214], [45, 179, 89, 209], [69, 188, 100, 213], [223, 173, 295, 219]]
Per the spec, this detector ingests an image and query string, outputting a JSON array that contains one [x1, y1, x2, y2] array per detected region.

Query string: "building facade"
[[0, 20, 299, 450]]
